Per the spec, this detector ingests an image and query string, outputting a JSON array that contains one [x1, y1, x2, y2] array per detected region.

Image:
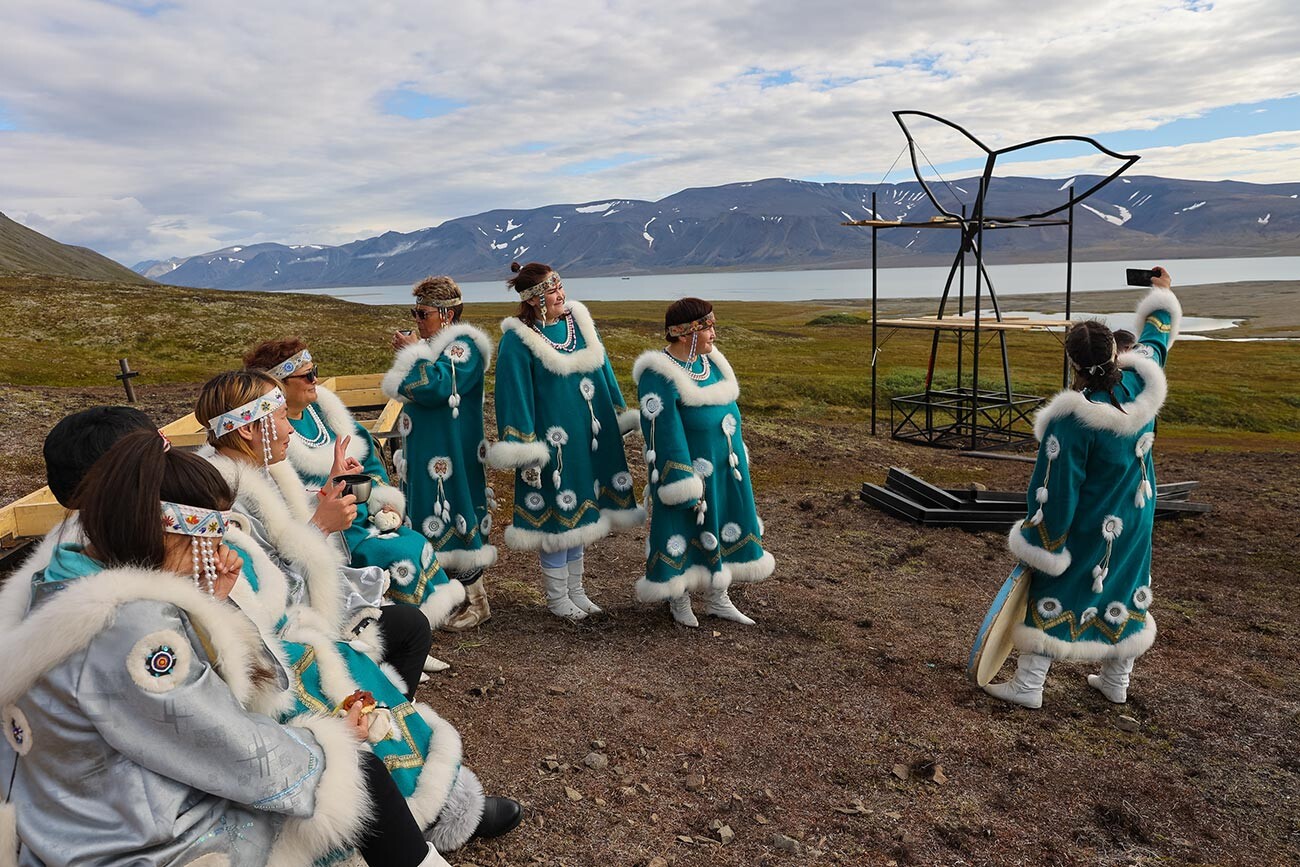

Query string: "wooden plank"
[[370, 399, 405, 439], [333, 387, 389, 411], [0, 486, 63, 545], [159, 412, 204, 436], [15, 501, 69, 537], [332, 374, 384, 391]]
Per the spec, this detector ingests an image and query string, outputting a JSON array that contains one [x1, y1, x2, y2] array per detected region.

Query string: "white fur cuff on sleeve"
[[618, 409, 641, 436], [1007, 522, 1072, 577], [486, 440, 551, 469], [1132, 286, 1183, 347], [657, 474, 704, 507]]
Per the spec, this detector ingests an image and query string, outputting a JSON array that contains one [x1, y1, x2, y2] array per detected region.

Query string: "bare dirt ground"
[[3, 388, 1297, 866]]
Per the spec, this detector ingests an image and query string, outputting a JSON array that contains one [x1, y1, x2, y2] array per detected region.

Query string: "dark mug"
[[333, 473, 372, 502]]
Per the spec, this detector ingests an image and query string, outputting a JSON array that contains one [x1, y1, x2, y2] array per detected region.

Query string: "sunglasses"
[[285, 367, 320, 383], [411, 307, 452, 321]]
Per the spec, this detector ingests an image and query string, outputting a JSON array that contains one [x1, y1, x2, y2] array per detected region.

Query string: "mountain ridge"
[[1, 211, 152, 285]]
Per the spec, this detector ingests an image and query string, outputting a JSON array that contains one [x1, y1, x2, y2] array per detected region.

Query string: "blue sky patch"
[[381, 87, 467, 120]]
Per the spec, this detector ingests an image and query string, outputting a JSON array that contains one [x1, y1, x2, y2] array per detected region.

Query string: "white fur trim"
[[504, 516, 613, 553], [430, 544, 499, 571], [1033, 354, 1167, 441], [617, 409, 641, 436], [632, 348, 740, 406], [206, 452, 347, 633], [226, 525, 289, 627], [0, 566, 278, 711], [286, 387, 370, 481], [1007, 522, 1072, 577], [367, 483, 407, 521], [1012, 615, 1157, 662], [636, 564, 730, 603], [1132, 286, 1182, 348], [419, 578, 468, 629], [127, 628, 193, 693], [378, 661, 408, 696], [656, 475, 704, 507], [486, 439, 551, 470], [726, 550, 775, 584], [383, 324, 495, 403], [267, 715, 374, 867], [499, 301, 607, 376], [602, 505, 647, 531], [0, 803, 17, 867], [403, 705, 465, 829], [0, 517, 77, 631], [425, 766, 486, 852]]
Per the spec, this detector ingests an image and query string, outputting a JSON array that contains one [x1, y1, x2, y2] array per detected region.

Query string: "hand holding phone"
[[1126, 268, 1155, 287]]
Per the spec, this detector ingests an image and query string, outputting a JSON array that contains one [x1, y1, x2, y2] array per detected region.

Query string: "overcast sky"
[[1, 0, 1297, 265]]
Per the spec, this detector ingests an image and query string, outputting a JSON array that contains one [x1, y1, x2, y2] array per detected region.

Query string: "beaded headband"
[[416, 294, 463, 309], [667, 311, 716, 339], [161, 501, 231, 595], [208, 388, 286, 435], [263, 349, 312, 380], [516, 271, 561, 302]]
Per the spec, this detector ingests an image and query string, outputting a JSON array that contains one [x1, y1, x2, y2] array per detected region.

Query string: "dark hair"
[[76, 429, 234, 569], [1066, 320, 1125, 411], [664, 297, 714, 342], [507, 261, 554, 327], [1112, 329, 1136, 353], [243, 337, 309, 373], [44, 406, 157, 507]]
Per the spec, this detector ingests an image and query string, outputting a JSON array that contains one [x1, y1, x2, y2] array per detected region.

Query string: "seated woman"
[[194, 371, 523, 846], [0, 429, 444, 866], [245, 339, 466, 631], [984, 268, 1181, 708], [632, 298, 775, 626]]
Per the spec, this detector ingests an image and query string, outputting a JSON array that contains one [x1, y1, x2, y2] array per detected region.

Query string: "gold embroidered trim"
[[720, 533, 762, 557], [1145, 315, 1171, 333], [386, 559, 448, 607], [399, 362, 432, 401], [1033, 520, 1068, 552], [501, 426, 537, 443], [595, 483, 637, 509], [380, 702, 426, 771], [646, 550, 688, 572], [662, 460, 695, 477], [1030, 607, 1147, 643], [512, 500, 601, 529]]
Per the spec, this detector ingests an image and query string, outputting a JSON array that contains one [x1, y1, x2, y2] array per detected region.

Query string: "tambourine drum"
[[967, 563, 1030, 686]]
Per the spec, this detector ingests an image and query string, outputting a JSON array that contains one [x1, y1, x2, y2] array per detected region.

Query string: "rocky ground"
[[3, 388, 1296, 866]]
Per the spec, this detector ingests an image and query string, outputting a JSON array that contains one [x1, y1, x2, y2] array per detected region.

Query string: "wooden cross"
[[116, 358, 140, 403]]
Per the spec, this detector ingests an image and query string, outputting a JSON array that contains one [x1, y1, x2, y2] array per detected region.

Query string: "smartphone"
[[1126, 268, 1155, 287]]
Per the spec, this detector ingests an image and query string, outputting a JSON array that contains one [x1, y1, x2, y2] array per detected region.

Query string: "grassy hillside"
[[1, 273, 1297, 446], [0, 211, 151, 284]]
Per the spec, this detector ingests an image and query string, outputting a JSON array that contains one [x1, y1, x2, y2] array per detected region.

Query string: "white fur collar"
[[0, 564, 286, 714], [0, 517, 80, 632], [382, 322, 495, 403], [204, 450, 345, 631], [1132, 286, 1182, 348], [286, 386, 368, 480], [632, 348, 740, 406], [1033, 353, 1167, 440], [500, 300, 607, 376]]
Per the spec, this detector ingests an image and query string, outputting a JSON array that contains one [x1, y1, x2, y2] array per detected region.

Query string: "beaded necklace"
[[298, 404, 332, 448], [662, 348, 711, 381], [532, 310, 578, 353]]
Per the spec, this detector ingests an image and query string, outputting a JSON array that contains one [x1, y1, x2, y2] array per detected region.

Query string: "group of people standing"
[[0, 260, 774, 866]]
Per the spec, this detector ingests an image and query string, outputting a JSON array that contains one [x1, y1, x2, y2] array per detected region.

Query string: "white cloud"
[[0, 0, 1297, 263]]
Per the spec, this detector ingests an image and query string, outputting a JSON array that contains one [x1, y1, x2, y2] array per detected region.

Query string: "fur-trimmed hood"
[[203, 449, 347, 632], [382, 323, 494, 403], [0, 563, 291, 716], [632, 347, 740, 406], [1032, 353, 1167, 441], [500, 300, 607, 376]]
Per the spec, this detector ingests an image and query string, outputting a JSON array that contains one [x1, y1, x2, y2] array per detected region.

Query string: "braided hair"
[[1065, 319, 1126, 412]]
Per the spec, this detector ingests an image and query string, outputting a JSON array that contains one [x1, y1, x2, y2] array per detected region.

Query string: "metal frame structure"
[[851, 112, 1139, 450]]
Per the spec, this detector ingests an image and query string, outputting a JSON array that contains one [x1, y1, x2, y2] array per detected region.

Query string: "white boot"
[[423, 654, 450, 673], [418, 842, 452, 867], [566, 557, 603, 615], [542, 566, 587, 620], [668, 593, 699, 627], [1087, 656, 1135, 704], [706, 586, 755, 626], [983, 652, 1052, 709]]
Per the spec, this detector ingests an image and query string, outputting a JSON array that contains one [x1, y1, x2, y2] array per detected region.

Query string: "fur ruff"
[[403, 705, 465, 829], [1032, 353, 1167, 441], [1007, 522, 1073, 577], [486, 439, 551, 470], [632, 348, 740, 406], [205, 451, 347, 635], [378, 661, 408, 696], [382, 323, 495, 404], [1132, 286, 1182, 347], [1012, 615, 1157, 662], [224, 527, 299, 718], [287, 387, 370, 480], [726, 550, 776, 584], [419, 578, 468, 629], [430, 544, 499, 572], [604, 505, 647, 531], [499, 301, 607, 376], [266, 714, 374, 867], [636, 564, 731, 603], [656, 475, 704, 507], [0, 565, 285, 712], [0, 517, 78, 631], [425, 766, 486, 853], [617, 409, 641, 436]]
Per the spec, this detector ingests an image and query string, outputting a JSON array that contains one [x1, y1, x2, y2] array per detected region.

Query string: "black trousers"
[[377, 604, 432, 701], [358, 751, 428, 865]]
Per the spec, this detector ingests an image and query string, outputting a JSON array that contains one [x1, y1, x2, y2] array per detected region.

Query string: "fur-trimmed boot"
[[443, 571, 491, 631], [542, 566, 587, 620], [668, 593, 699, 627], [566, 556, 603, 615], [706, 586, 755, 626], [983, 652, 1052, 709], [1087, 656, 1135, 704]]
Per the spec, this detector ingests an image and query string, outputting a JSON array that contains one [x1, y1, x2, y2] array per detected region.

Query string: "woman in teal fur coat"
[[985, 268, 1181, 708]]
